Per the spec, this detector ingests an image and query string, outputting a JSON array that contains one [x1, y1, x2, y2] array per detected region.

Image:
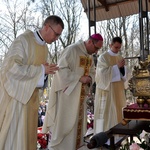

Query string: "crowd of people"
[[0, 14, 128, 150], [38, 101, 47, 127]]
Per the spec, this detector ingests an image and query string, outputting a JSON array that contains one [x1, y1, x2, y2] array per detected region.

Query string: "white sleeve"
[[111, 65, 121, 82], [37, 65, 45, 87]]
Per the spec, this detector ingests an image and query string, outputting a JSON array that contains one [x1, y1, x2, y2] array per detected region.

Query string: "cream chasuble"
[[94, 51, 126, 132], [0, 30, 48, 150], [42, 40, 95, 150]]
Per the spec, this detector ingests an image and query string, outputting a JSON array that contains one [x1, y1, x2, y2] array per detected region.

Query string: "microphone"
[[87, 130, 111, 149]]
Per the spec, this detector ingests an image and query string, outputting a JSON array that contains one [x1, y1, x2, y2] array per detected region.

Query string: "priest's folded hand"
[[44, 63, 59, 74]]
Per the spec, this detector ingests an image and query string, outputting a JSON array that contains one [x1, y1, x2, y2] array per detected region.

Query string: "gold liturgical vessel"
[[128, 55, 150, 107]]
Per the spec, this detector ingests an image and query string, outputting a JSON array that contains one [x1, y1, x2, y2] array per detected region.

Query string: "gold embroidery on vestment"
[[76, 56, 92, 149]]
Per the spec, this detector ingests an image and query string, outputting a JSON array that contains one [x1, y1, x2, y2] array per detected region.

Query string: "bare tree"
[[0, 0, 37, 59], [96, 15, 140, 58]]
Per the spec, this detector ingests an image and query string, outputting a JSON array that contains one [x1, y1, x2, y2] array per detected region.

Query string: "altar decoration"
[[128, 58, 150, 107], [123, 103, 150, 121], [122, 57, 150, 123]]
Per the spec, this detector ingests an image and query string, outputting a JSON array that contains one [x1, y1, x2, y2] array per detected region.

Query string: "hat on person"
[[90, 33, 103, 41]]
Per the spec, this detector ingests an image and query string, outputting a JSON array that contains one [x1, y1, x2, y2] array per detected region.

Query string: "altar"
[[123, 103, 150, 121]]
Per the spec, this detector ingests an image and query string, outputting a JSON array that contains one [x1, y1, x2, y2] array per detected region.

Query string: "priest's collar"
[[108, 49, 119, 56], [34, 30, 45, 45]]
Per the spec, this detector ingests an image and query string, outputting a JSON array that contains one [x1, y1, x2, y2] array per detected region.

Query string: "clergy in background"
[[94, 37, 127, 133]]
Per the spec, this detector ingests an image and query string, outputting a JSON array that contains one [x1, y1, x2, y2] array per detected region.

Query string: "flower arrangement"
[[37, 127, 49, 150], [87, 111, 94, 129], [120, 130, 150, 150]]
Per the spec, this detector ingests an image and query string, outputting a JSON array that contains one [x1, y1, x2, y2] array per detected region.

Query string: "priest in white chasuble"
[[94, 37, 127, 133], [0, 15, 64, 150], [42, 34, 103, 150]]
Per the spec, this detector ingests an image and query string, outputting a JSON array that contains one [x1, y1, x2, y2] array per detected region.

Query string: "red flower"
[[38, 133, 44, 139], [37, 127, 49, 149]]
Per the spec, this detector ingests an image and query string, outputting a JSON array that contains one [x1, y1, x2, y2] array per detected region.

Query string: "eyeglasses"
[[49, 25, 61, 37], [92, 41, 100, 50]]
